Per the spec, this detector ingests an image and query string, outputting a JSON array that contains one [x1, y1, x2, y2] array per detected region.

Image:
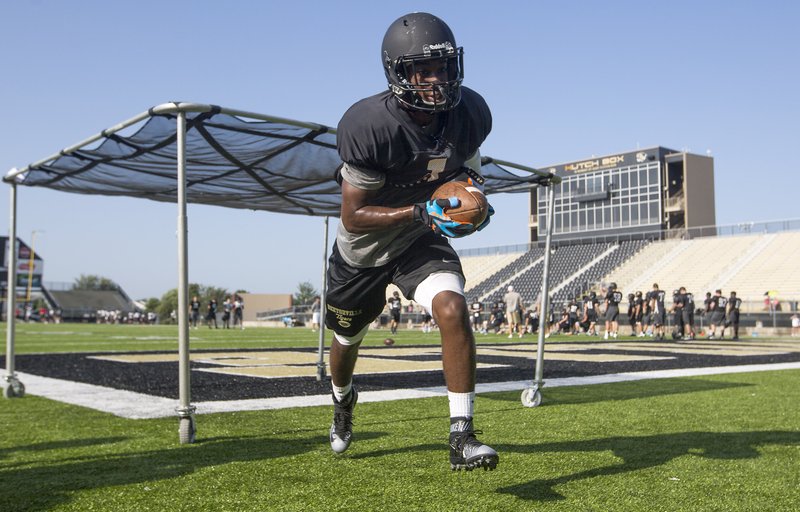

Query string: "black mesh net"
[[14, 107, 541, 217]]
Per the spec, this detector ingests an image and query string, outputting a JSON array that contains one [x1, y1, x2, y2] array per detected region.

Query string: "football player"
[[634, 291, 645, 336], [681, 288, 696, 340], [469, 297, 484, 334], [325, 12, 497, 471], [707, 289, 727, 339], [582, 291, 600, 336], [671, 289, 685, 340], [387, 291, 402, 335], [722, 291, 742, 340], [627, 293, 637, 336], [603, 283, 623, 339], [650, 283, 667, 340]]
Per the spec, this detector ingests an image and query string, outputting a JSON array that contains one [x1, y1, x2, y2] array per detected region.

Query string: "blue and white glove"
[[413, 197, 474, 238], [476, 204, 495, 232]]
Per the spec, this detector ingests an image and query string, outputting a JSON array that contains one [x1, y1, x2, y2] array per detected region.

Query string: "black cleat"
[[449, 417, 499, 471], [330, 388, 358, 454]]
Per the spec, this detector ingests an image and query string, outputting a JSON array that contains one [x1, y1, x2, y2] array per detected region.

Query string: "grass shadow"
[[0, 431, 374, 511], [496, 430, 800, 501]]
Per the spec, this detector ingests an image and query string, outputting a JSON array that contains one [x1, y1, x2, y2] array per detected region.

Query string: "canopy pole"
[[316, 216, 330, 381], [534, 186, 556, 385], [3, 182, 25, 398], [521, 183, 556, 408], [175, 111, 196, 443]]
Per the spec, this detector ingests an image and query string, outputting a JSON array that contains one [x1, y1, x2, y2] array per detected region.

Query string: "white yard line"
[[15, 361, 800, 419]]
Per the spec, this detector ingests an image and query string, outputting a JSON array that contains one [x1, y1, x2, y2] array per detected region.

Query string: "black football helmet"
[[382, 12, 464, 112]]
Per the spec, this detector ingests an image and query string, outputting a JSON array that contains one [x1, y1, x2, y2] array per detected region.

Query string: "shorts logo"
[[326, 304, 362, 329]]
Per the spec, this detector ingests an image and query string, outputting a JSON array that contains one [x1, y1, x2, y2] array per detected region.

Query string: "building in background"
[[0, 236, 45, 302], [529, 147, 715, 243]]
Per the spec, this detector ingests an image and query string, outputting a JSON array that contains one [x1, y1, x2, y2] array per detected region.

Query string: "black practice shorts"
[[710, 312, 725, 326], [605, 306, 619, 322], [586, 311, 597, 323], [390, 309, 401, 322], [653, 310, 666, 326], [724, 311, 739, 327], [682, 309, 694, 327], [325, 231, 463, 337]]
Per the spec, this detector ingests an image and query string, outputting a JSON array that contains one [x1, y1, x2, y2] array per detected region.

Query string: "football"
[[383, 338, 395, 346], [431, 181, 489, 227]]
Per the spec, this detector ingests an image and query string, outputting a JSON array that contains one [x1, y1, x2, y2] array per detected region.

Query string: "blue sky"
[[1, 1, 798, 300]]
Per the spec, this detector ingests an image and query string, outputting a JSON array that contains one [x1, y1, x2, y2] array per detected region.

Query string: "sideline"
[[15, 361, 800, 419]]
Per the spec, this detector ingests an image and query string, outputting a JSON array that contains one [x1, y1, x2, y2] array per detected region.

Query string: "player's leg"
[[325, 248, 389, 454], [413, 272, 498, 471]]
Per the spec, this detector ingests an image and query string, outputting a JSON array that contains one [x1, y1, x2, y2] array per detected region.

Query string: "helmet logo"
[[422, 41, 454, 57]]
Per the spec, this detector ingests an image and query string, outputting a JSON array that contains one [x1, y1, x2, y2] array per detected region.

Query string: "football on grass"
[[383, 338, 395, 346], [431, 181, 488, 227]]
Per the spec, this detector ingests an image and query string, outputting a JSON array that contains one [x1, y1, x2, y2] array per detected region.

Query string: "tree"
[[72, 274, 118, 291], [144, 297, 160, 313], [293, 281, 318, 306]]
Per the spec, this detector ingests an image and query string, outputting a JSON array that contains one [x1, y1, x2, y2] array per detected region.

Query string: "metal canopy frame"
[[3, 101, 559, 439]]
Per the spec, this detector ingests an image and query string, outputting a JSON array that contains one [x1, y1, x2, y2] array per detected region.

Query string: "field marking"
[[13, 361, 800, 420]]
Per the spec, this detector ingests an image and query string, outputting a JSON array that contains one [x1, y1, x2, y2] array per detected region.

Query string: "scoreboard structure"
[[529, 147, 715, 243], [1, 236, 44, 299]]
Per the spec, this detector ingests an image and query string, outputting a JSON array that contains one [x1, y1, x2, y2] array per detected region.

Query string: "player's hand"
[[413, 197, 474, 238], [476, 204, 495, 232]]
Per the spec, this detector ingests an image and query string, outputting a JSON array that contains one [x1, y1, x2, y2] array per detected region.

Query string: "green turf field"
[[8, 321, 782, 355], [1, 370, 798, 511], [2, 321, 622, 354], [2, 323, 799, 510]]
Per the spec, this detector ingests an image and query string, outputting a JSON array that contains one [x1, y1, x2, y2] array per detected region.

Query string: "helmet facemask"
[[386, 48, 464, 112]]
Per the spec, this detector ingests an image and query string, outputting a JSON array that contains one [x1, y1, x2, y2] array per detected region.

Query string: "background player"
[[324, 12, 498, 471], [469, 297, 484, 334], [681, 288, 696, 340], [634, 291, 645, 336], [650, 283, 667, 340], [503, 285, 523, 339], [603, 283, 622, 339], [670, 289, 685, 340], [627, 293, 637, 336], [723, 291, 742, 340], [387, 291, 402, 335], [582, 291, 599, 336], [707, 289, 727, 339]]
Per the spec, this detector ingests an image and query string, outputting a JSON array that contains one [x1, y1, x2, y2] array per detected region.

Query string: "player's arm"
[[340, 180, 415, 234]]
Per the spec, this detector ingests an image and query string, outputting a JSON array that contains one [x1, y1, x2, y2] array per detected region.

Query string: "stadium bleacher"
[[384, 229, 799, 322], [599, 231, 800, 305]]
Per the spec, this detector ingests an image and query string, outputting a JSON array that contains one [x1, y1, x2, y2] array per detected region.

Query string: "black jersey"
[[337, 87, 492, 207], [728, 297, 741, 311], [335, 87, 492, 268], [652, 291, 666, 312], [470, 301, 483, 317], [387, 296, 402, 311], [674, 293, 686, 310], [190, 300, 200, 312], [568, 301, 579, 317], [583, 297, 598, 317], [686, 292, 695, 310], [606, 291, 623, 306], [716, 296, 728, 311]]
